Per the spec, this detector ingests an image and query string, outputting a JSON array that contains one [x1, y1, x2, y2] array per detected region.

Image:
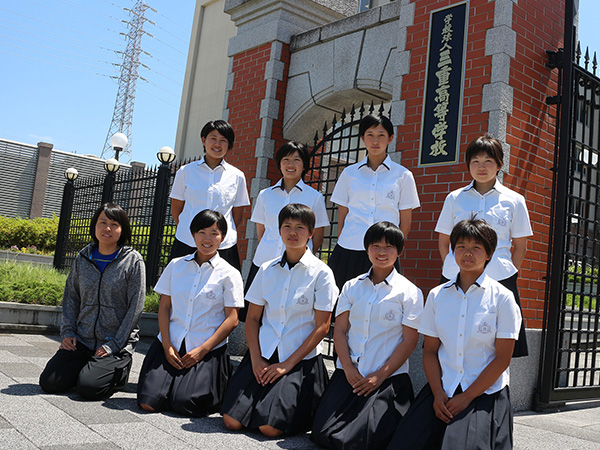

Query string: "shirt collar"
[[445, 272, 489, 291], [185, 251, 221, 268], [200, 157, 225, 170], [272, 248, 312, 269], [463, 179, 501, 193], [271, 178, 304, 192], [359, 267, 398, 286], [357, 155, 391, 171]]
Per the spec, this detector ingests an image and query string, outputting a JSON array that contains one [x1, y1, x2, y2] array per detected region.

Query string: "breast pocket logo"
[[384, 309, 396, 321], [478, 321, 492, 334], [297, 295, 309, 306], [386, 191, 395, 200], [497, 216, 507, 227], [205, 291, 216, 300]]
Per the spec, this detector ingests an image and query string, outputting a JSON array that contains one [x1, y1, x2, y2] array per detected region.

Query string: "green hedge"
[[0, 215, 59, 253]]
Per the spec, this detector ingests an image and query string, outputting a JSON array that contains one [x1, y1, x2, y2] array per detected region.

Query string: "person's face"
[[367, 239, 399, 272], [279, 218, 313, 251], [95, 211, 122, 249], [362, 124, 393, 159], [453, 237, 490, 275], [280, 150, 304, 182], [202, 130, 230, 163], [469, 152, 501, 186], [193, 222, 224, 259]]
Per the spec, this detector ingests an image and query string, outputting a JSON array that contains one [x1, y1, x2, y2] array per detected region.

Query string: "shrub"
[[0, 215, 59, 253]]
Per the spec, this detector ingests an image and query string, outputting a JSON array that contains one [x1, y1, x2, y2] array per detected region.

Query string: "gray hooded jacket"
[[61, 243, 146, 355]]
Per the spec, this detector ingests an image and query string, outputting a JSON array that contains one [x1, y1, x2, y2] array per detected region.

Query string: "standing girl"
[[137, 210, 243, 417], [329, 114, 420, 288], [435, 134, 532, 356], [388, 219, 521, 450], [39, 203, 146, 400], [170, 120, 250, 270], [312, 221, 423, 450], [221, 204, 338, 438], [247, 141, 329, 290]]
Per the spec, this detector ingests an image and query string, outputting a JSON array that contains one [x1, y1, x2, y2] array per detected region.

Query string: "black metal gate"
[[538, 0, 600, 406]]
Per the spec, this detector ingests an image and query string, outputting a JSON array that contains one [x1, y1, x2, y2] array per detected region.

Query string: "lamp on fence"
[[110, 132, 128, 161], [104, 158, 120, 174], [157, 146, 176, 164], [64, 167, 78, 182]]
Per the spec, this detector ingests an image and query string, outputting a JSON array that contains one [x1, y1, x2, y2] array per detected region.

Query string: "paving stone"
[[0, 362, 44, 378], [0, 349, 26, 363], [41, 443, 121, 450], [44, 395, 144, 425], [0, 414, 13, 429], [0, 335, 34, 346], [0, 429, 38, 450], [91, 422, 197, 450]]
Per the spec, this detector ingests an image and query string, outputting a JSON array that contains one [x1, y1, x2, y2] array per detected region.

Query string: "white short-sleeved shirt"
[[331, 156, 420, 250], [250, 179, 329, 266], [435, 180, 533, 280], [246, 249, 339, 362], [154, 252, 244, 351], [418, 273, 521, 397], [335, 269, 423, 377], [170, 158, 250, 249]]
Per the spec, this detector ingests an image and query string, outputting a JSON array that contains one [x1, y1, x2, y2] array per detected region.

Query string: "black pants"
[[39, 341, 132, 400]]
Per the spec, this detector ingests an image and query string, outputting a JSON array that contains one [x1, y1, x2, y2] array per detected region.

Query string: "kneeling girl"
[[388, 219, 521, 450], [312, 221, 423, 450], [137, 209, 244, 417], [221, 203, 339, 438]]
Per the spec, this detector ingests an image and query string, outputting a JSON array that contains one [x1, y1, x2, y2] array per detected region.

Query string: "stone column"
[[29, 142, 53, 218]]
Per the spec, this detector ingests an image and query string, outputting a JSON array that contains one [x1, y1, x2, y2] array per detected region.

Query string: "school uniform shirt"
[[435, 180, 533, 280], [154, 252, 244, 351], [170, 158, 250, 249], [246, 249, 339, 362], [250, 179, 329, 266], [335, 268, 423, 377], [330, 156, 420, 250], [418, 273, 521, 398]]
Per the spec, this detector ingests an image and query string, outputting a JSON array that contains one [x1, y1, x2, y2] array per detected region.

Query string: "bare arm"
[[232, 206, 244, 228], [422, 335, 452, 423], [352, 326, 419, 396], [181, 307, 240, 368], [312, 227, 325, 252], [245, 303, 269, 384], [445, 338, 515, 418], [171, 199, 185, 226], [255, 223, 265, 243], [399, 209, 413, 239], [337, 206, 348, 237], [511, 237, 528, 270], [438, 233, 450, 262], [261, 310, 332, 384], [158, 294, 183, 370], [333, 311, 363, 385]]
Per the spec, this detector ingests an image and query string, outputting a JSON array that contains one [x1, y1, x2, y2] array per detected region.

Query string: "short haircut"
[[275, 141, 310, 176], [465, 134, 504, 169], [278, 203, 315, 233], [190, 209, 228, 236], [358, 114, 394, 138], [363, 221, 405, 253], [450, 218, 498, 261], [90, 203, 131, 246], [200, 120, 235, 149]]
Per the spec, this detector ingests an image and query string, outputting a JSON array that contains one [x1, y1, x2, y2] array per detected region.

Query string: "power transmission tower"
[[101, 0, 154, 162]]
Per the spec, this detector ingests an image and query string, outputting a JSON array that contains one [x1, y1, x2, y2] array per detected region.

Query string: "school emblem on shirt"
[[297, 295, 309, 306], [205, 291, 216, 300], [478, 321, 492, 334], [497, 216, 507, 227], [386, 191, 395, 200], [384, 309, 396, 321]]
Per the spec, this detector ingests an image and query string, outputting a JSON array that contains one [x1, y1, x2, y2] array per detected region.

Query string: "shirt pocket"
[[377, 300, 403, 327], [215, 179, 238, 209], [487, 205, 512, 231], [292, 287, 314, 311], [198, 283, 223, 304], [376, 182, 400, 209], [472, 312, 496, 341]]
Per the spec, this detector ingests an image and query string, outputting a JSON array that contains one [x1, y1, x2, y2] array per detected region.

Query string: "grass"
[[0, 261, 160, 312], [566, 293, 597, 310]]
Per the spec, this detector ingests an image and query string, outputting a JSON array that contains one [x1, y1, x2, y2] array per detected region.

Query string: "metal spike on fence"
[[359, 102, 365, 117], [593, 52, 598, 75], [313, 130, 319, 147], [341, 108, 346, 125], [332, 114, 338, 130], [584, 47, 590, 70], [388, 103, 392, 116], [576, 41, 581, 64], [368, 100, 375, 115], [350, 104, 356, 121], [323, 121, 328, 136], [378, 101, 385, 116]]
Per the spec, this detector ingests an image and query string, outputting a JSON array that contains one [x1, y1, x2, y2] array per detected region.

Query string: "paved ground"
[[1, 332, 600, 449]]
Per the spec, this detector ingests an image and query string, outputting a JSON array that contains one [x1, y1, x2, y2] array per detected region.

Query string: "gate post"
[[53, 168, 78, 271], [146, 148, 176, 287]]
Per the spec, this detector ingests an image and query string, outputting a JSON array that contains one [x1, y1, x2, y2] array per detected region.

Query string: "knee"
[[76, 373, 109, 400], [223, 414, 243, 431], [39, 368, 70, 394], [259, 424, 284, 438]]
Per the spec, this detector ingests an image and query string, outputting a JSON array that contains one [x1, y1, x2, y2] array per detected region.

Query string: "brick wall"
[[398, 0, 563, 329]]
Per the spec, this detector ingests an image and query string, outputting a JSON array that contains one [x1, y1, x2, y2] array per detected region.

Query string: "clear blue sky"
[[0, 1, 598, 167], [0, 0, 195, 166]]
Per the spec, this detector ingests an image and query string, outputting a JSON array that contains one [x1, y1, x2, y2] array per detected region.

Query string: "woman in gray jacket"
[[40, 203, 146, 400]]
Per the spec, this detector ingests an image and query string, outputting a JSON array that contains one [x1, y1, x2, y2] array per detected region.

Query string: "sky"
[[0, 1, 598, 167]]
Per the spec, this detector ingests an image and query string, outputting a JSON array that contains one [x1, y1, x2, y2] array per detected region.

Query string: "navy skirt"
[[312, 369, 414, 450], [221, 350, 328, 434], [329, 244, 400, 290], [137, 338, 232, 417], [387, 384, 513, 450]]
